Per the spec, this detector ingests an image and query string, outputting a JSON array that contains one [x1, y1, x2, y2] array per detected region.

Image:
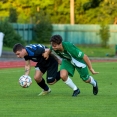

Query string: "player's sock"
[[37, 78, 49, 91], [89, 76, 96, 87], [64, 76, 77, 90], [55, 71, 60, 81]]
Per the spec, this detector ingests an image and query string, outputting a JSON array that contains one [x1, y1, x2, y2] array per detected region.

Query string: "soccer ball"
[[19, 75, 32, 88]]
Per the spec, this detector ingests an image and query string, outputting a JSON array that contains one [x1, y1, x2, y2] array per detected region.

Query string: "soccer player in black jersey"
[[13, 43, 79, 96]]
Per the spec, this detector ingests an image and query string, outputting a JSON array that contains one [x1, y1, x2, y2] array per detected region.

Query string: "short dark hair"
[[50, 35, 62, 44], [13, 43, 25, 53]]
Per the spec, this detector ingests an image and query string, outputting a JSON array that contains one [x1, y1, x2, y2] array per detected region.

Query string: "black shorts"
[[35, 55, 58, 83]]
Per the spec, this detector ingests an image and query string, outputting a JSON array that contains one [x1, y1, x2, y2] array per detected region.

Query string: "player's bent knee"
[[60, 73, 65, 77], [60, 74, 68, 81], [34, 76, 42, 82], [48, 82, 55, 85], [47, 77, 56, 84], [84, 79, 90, 83]]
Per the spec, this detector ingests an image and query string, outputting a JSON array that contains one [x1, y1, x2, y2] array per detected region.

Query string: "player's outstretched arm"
[[24, 60, 31, 76], [51, 53, 62, 64], [83, 54, 99, 75]]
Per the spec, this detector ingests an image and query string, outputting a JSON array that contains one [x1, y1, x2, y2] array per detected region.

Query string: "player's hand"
[[90, 68, 99, 75], [42, 49, 51, 60], [42, 53, 49, 60]]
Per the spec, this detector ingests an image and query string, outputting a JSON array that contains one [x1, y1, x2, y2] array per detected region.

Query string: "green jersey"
[[50, 42, 86, 68]]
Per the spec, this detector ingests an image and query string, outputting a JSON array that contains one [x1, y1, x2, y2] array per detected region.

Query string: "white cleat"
[[38, 88, 51, 96]]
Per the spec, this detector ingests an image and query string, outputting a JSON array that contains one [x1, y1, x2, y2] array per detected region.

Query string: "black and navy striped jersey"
[[24, 44, 50, 65]]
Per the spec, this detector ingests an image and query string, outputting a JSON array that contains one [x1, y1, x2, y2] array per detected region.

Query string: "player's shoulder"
[[62, 41, 73, 47], [26, 44, 46, 49], [25, 44, 39, 54], [63, 41, 72, 44], [26, 44, 36, 48]]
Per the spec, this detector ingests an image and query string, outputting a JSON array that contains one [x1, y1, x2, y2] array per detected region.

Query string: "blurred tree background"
[[0, 0, 117, 24], [0, 19, 25, 47]]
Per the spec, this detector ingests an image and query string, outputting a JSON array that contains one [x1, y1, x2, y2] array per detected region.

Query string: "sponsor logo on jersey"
[[32, 58, 37, 60], [78, 52, 82, 57], [47, 77, 53, 79]]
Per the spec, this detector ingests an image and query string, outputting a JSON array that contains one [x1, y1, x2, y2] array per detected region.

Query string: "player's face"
[[15, 49, 25, 58], [51, 42, 62, 51]]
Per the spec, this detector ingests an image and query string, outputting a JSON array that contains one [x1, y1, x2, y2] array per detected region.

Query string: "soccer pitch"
[[0, 62, 117, 117]]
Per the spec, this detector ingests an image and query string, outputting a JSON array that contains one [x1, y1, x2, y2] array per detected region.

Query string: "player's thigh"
[[46, 61, 58, 83], [34, 69, 43, 80], [76, 66, 90, 81], [35, 63, 46, 80], [60, 59, 75, 77]]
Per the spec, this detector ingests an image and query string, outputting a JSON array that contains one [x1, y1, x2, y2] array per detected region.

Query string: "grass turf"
[[0, 62, 117, 117]]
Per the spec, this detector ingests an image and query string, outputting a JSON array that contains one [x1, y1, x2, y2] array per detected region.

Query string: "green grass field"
[[0, 62, 117, 117]]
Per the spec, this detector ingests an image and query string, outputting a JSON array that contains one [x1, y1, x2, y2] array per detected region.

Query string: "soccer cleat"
[[72, 88, 80, 97], [38, 88, 51, 96], [93, 80, 98, 95]]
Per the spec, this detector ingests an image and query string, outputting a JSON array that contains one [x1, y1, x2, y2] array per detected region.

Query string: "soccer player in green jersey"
[[44, 35, 99, 95]]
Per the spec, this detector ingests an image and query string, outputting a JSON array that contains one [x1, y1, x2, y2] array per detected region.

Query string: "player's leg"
[[34, 64, 51, 96], [60, 60, 80, 96], [76, 67, 98, 95], [46, 56, 60, 85], [88, 76, 98, 95]]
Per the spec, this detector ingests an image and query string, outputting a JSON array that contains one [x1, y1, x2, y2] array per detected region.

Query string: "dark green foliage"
[[0, 19, 25, 47], [1, 0, 7, 3], [9, 7, 18, 23], [0, 0, 117, 24], [99, 24, 110, 48], [33, 11, 53, 43], [83, 0, 102, 11]]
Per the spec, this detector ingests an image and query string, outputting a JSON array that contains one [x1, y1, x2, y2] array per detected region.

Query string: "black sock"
[[37, 78, 49, 91], [55, 71, 60, 82]]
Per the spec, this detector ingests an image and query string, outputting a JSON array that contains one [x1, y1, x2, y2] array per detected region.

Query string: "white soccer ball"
[[19, 75, 32, 88]]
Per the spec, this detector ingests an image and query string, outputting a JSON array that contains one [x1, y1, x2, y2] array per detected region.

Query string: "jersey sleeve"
[[26, 44, 45, 56], [24, 56, 30, 61], [64, 42, 84, 59]]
